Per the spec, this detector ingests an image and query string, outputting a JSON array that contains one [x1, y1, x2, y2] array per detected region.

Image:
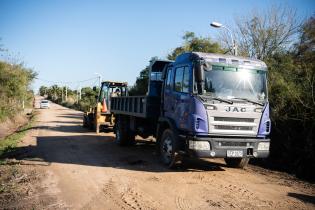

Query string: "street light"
[[210, 21, 238, 56]]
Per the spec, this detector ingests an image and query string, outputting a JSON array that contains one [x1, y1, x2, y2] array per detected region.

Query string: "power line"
[[35, 76, 98, 85]]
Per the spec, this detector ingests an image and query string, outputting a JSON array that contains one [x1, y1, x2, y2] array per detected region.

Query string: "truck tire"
[[115, 116, 135, 146], [159, 129, 180, 168], [224, 158, 249, 169]]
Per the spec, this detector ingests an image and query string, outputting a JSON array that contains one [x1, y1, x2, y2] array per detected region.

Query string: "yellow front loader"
[[83, 81, 128, 133]]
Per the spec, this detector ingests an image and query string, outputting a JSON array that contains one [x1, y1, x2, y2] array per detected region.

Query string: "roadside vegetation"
[[0, 61, 36, 122], [0, 113, 36, 159], [38, 85, 99, 112], [0, 45, 37, 159]]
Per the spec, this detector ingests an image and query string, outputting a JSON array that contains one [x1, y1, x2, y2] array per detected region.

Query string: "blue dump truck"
[[111, 52, 271, 168]]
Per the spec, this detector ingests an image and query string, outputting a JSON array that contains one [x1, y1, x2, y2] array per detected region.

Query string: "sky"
[[0, 0, 314, 92]]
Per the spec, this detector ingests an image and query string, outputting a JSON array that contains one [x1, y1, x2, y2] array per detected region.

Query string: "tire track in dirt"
[[175, 196, 193, 210], [122, 187, 159, 210], [102, 179, 131, 210]]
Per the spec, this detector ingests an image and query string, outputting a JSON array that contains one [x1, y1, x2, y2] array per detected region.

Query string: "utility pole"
[[79, 82, 82, 100], [76, 89, 79, 103], [65, 86, 68, 101], [62, 86, 64, 102], [95, 73, 102, 87]]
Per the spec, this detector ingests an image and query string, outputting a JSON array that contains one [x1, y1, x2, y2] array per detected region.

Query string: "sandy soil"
[[1, 99, 314, 210]]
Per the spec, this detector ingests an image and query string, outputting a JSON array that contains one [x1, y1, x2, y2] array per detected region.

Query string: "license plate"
[[227, 150, 243, 157]]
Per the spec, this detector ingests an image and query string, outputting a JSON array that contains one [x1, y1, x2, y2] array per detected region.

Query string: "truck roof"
[[102, 81, 128, 86], [175, 52, 267, 70]]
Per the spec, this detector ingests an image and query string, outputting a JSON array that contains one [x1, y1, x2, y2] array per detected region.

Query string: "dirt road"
[[3, 100, 315, 210]]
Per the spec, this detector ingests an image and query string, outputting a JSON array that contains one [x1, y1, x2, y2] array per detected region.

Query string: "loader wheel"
[[87, 113, 95, 130], [115, 116, 135, 146], [83, 116, 88, 128], [159, 129, 181, 168], [224, 158, 249, 169]]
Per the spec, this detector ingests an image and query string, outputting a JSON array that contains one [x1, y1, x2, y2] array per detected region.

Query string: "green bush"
[[0, 62, 36, 121]]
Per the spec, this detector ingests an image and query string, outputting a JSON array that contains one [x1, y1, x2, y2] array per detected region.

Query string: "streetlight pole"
[[210, 21, 238, 56]]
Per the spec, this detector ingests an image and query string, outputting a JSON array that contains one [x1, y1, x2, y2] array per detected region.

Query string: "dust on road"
[[1, 100, 314, 210]]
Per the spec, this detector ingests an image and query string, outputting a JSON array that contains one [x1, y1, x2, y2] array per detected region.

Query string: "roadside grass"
[[0, 112, 36, 159]]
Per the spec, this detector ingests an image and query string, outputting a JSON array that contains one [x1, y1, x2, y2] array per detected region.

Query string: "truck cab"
[[158, 52, 270, 168]]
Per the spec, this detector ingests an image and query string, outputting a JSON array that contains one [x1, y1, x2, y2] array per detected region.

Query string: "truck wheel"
[[159, 129, 180, 168], [115, 116, 135, 146], [224, 158, 249, 169]]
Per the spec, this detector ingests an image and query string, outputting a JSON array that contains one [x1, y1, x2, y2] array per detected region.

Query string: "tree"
[[221, 6, 301, 60], [167, 32, 224, 60], [256, 16, 315, 181], [0, 61, 37, 121], [291, 17, 315, 180], [39, 86, 48, 96], [78, 87, 99, 111], [128, 67, 149, 96]]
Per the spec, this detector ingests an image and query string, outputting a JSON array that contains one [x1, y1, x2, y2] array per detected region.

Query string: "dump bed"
[[110, 96, 160, 118]]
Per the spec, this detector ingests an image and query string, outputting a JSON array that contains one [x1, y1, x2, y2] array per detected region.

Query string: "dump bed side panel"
[[111, 96, 161, 119], [111, 96, 147, 118]]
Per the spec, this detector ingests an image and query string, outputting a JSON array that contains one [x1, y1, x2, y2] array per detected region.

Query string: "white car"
[[40, 100, 50, 109]]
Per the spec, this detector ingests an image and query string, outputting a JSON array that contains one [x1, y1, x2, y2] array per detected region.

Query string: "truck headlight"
[[205, 105, 216, 110], [258, 142, 270, 151], [189, 141, 210, 150]]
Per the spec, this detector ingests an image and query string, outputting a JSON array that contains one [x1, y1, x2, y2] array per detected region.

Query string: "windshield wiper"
[[232, 97, 264, 106], [199, 94, 233, 104]]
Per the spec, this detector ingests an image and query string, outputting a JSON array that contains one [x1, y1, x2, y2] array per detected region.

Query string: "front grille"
[[214, 125, 253, 131], [214, 117, 254, 123], [218, 141, 252, 147]]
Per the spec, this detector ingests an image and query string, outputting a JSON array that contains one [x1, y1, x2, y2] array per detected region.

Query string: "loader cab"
[[98, 81, 128, 113]]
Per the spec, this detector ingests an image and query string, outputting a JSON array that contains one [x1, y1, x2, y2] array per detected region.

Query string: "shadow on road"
[[16, 124, 90, 134], [57, 114, 83, 119], [287, 192, 315, 205], [3, 133, 225, 173], [2, 108, 226, 173]]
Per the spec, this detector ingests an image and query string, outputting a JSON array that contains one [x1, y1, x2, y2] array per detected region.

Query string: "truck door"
[[164, 65, 191, 131], [163, 66, 174, 117]]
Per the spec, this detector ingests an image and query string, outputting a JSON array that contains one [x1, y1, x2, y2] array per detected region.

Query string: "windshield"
[[203, 68, 267, 102]]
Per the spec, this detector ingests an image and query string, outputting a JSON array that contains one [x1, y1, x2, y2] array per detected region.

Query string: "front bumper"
[[40, 105, 49, 109], [181, 135, 270, 158]]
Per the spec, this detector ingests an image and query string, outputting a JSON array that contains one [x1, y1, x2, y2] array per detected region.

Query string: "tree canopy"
[[167, 31, 224, 60]]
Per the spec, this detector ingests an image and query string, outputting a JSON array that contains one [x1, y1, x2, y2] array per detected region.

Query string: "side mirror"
[[93, 86, 97, 91], [194, 60, 205, 94]]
